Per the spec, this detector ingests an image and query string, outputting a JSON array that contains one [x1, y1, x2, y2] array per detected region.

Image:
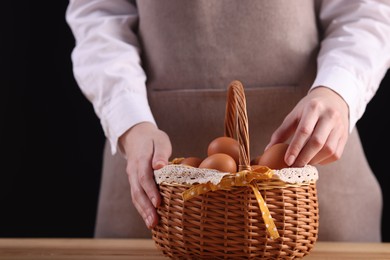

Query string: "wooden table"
[[0, 239, 389, 259]]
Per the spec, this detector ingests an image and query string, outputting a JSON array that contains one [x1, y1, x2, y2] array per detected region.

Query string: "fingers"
[[289, 99, 348, 166], [121, 122, 172, 229], [146, 130, 171, 209], [125, 136, 158, 229], [284, 107, 319, 166], [266, 87, 349, 167], [128, 166, 159, 229], [288, 108, 335, 166], [305, 133, 337, 165], [311, 126, 347, 165]]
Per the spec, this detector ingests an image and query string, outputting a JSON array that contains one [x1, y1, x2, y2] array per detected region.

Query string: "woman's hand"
[[119, 122, 172, 229], [265, 86, 349, 167]]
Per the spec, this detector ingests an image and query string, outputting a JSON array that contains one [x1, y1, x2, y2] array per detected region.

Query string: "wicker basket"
[[152, 81, 319, 259]]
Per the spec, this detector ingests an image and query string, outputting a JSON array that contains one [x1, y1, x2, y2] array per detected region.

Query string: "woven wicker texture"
[[152, 81, 319, 259]]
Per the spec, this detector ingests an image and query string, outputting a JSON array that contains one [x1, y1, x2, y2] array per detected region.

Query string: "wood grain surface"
[[0, 239, 389, 260]]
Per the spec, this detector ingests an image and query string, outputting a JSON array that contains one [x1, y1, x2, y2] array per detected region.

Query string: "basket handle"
[[224, 80, 251, 171]]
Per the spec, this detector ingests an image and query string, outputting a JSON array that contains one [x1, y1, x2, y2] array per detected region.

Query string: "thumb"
[[152, 131, 172, 170]]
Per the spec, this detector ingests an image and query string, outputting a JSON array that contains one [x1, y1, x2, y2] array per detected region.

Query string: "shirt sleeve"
[[65, 0, 155, 155], [312, 0, 390, 132]]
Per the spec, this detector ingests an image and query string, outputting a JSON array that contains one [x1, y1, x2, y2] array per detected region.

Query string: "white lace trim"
[[273, 165, 318, 183], [154, 164, 318, 185]]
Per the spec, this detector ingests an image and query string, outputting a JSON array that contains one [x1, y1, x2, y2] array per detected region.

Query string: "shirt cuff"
[[99, 89, 156, 155], [310, 65, 364, 133]]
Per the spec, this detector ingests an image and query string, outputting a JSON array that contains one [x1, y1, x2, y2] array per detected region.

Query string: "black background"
[[1, 1, 389, 241]]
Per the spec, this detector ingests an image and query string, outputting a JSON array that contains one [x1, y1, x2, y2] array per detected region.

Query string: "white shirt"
[[66, 0, 390, 155]]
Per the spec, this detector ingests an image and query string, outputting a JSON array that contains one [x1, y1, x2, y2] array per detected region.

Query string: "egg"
[[180, 156, 203, 167], [198, 153, 237, 173], [207, 136, 240, 165], [258, 143, 289, 170]]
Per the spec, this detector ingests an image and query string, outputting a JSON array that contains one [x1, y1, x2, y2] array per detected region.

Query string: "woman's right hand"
[[119, 122, 172, 229]]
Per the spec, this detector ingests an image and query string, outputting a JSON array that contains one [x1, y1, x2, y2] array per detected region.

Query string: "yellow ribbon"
[[182, 166, 280, 239]]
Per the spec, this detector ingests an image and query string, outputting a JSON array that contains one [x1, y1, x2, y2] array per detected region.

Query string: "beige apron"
[[94, 0, 382, 241]]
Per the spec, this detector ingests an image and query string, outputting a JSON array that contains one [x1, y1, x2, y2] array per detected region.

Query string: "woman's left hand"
[[265, 86, 350, 167]]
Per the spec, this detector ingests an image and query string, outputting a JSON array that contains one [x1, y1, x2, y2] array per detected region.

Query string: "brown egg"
[[199, 153, 237, 173], [180, 156, 203, 167], [207, 136, 240, 165], [258, 143, 289, 170]]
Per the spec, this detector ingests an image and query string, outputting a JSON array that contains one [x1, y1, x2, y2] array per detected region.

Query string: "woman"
[[66, 0, 390, 241]]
